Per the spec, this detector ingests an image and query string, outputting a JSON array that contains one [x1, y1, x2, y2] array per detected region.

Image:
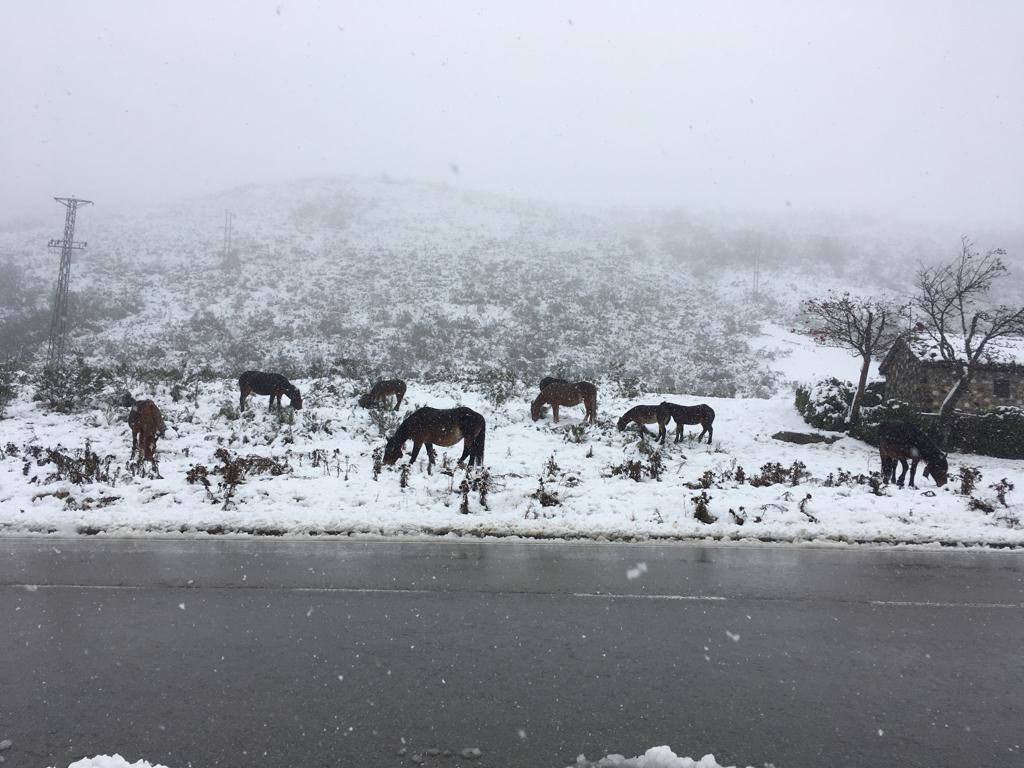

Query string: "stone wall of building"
[[882, 339, 1024, 414], [882, 345, 925, 405], [915, 366, 1024, 414]]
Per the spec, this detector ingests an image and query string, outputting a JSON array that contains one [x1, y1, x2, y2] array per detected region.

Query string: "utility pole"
[[752, 235, 761, 301], [222, 209, 239, 270], [46, 196, 93, 369]]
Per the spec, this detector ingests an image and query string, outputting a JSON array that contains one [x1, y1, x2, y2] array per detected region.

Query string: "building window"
[[994, 379, 1010, 398]]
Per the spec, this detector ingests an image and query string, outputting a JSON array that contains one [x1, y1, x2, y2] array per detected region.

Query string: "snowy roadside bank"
[[44, 746, 755, 768], [3, 379, 1023, 548]]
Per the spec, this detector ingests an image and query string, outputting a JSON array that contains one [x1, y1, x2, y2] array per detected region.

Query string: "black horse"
[[658, 402, 715, 444], [384, 406, 486, 469], [238, 371, 303, 412], [878, 421, 948, 488]]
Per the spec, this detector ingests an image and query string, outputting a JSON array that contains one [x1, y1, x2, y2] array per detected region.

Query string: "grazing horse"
[[383, 406, 486, 469], [878, 421, 948, 488], [358, 379, 407, 411], [539, 376, 568, 392], [238, 371, 303, 412], [658, 402, 715, 444], [531, 381, 597, 424], [617, 404, 667, 441], [120, 394, 165, 462]]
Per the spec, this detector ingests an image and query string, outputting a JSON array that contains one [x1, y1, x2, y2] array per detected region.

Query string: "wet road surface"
[[1, 537, 1022, 768]]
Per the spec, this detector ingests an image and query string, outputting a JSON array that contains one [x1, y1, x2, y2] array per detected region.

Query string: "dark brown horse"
[[539, 376, 568, 392], [358, 379, 407, 411], [531, 381, 597, 424], [238, 371, 303, 412], [617, 404, 667, 441], [658, 402, 715, 444], [878, 421, 948, 488], [120, 394, 166, 463], [384, 406, 486, 469]]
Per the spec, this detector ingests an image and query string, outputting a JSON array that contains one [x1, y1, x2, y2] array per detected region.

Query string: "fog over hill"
[[0, 176, 1019, 396]]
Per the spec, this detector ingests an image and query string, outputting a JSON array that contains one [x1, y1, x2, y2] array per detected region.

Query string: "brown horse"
[[617, 404, 667, 441], [878, 421, 948, 488], [121, 394, 166, 463], [539, 376, 568, 392], [358, 379, 407, 411], [239, 371, 302, 411], [531, 381, 597, 424], [658, 402, 715, 444], [383, 406, 486, 469]]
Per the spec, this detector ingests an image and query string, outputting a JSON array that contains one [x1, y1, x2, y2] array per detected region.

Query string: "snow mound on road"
[[572, 745, 754, 768], [51, 756, 171, 768]]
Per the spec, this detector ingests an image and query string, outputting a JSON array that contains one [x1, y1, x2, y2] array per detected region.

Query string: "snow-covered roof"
[[905, 334, 1024, 367]]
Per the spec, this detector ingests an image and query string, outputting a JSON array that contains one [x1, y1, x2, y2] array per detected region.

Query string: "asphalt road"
[[1, 537, 1022, 768]]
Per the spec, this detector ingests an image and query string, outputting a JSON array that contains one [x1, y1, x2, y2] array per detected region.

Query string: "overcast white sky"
[[2, 1, 1022, 227]]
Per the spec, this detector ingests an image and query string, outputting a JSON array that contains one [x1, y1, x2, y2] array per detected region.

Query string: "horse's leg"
[[239, 387, 248, 412], [457, 437, 473, 465], [426, 443, 437, 472], [552, 403, 560, 423], [394, 393, 402, 411], [409, 440, 423, 463], [908, 458, 919, 489], [674, 422, 683, 443], [896, 458, 909, 488], [706, 423, 714, 444]]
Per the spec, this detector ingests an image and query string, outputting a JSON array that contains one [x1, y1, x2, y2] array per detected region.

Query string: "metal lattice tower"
[[222, 209, 239, 269], [46, 196, 93, 369]]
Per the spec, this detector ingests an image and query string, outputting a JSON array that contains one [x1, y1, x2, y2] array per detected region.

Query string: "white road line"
[[573, 592, 727, 601], [7, 583, 728, 600], [870, 599, 1020, 609], [5, 584, 1020, 608]]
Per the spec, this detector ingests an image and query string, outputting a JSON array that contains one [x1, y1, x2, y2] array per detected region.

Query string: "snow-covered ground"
[[2, 374, 1021, 546], [45, 746, 751, 768]]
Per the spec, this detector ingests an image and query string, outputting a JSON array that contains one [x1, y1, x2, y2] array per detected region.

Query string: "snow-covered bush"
[[794, 377, 854, 431], [952, 407, 1024, 459], [32, 355, 113, 413], [0, 360, 17, 419]]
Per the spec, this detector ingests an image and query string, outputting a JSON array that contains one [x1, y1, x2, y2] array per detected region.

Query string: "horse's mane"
[[919, 438, 945, 463], [389, 417, 410, 448]]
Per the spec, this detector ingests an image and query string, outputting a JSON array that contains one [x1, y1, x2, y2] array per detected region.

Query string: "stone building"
[[879, 334, 1024, 414]]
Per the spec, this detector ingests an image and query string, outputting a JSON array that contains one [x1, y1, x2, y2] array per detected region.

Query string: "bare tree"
[[915, 236, 1024, 427], [800, 292, 906, 425]]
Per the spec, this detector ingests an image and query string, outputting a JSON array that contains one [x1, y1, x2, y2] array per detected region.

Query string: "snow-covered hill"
[[0, 176, 945, 398]]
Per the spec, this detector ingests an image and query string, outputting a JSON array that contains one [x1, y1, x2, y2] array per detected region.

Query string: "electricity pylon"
[[46, 196, 93, 369]]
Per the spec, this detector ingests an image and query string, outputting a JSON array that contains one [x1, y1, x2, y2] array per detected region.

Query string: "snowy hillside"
[[0, 177, 943, 398]]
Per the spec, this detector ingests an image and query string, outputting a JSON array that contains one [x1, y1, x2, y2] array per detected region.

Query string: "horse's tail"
[[472, 421, 486, 466]]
